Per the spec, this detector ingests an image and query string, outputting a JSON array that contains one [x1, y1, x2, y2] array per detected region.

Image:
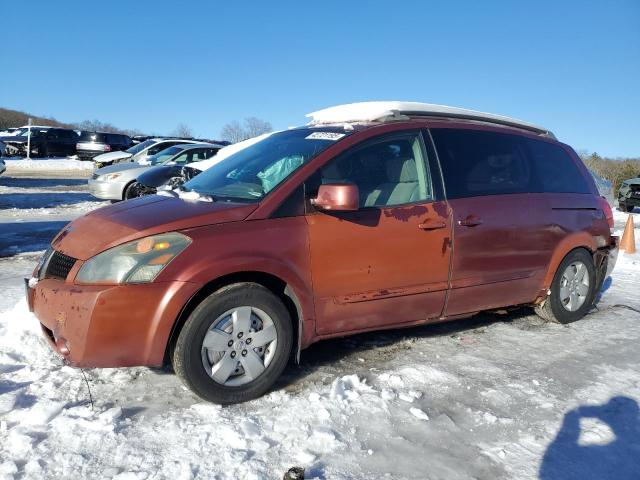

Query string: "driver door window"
[[317, 132, 433, 208]]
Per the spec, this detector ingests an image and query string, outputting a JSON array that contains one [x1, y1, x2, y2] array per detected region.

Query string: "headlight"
[[76, 232, 191, 284], [98, 173, 122, 181]]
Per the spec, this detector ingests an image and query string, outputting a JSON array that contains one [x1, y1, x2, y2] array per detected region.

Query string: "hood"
[[94, 150, 132, 162], [138, 165, 182, 187], [2, 135, 28, 144], [52, 195, 258, 260], [95, 162, 148, 175]]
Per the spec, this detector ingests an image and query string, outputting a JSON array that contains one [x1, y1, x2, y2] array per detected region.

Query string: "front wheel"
[[124, 181, 143, 200], [535, 249, 597, 324], [173, 283, 293, 404]]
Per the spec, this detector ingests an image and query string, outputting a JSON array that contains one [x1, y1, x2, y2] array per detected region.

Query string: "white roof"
[[306, 101, 553, 137]]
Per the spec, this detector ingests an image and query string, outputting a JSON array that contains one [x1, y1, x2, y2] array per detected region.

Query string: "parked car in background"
[[132, 144, 224, 196], [618, 177, 640, 212], [92, 138, 201, 168], [76, 132, 133, 161], [138, 134, 270, 193], [0, 126, 51, 156], [3, 127, 79, 157], [28, 102, 618, 404], [0, 127, 22, 136], [89, 143, 218, 200], [588, 170, 614, 206]]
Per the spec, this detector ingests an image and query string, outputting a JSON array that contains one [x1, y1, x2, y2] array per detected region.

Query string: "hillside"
[[0, 107, 142, 136]]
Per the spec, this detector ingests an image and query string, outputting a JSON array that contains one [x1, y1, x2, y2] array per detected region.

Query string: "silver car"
[[88, 143, 221, 201]]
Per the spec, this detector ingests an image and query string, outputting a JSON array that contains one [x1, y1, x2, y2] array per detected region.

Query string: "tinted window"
[[126, 139, 155, 154], [312, 132, 433, 208], [148, 141, 181, 155], [105, 134, 124, 145], [431, 129, 531, 199], [59, 129, 76, 139], [80, 132, 106, 142], [523, 138, 591, 194]]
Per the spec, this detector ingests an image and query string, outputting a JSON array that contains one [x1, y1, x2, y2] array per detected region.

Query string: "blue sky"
[[1, 0, 638, 157]]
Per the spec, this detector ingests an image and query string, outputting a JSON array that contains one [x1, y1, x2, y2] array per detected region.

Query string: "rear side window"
[[523, 138, 591, 194], [148, 141, 180, 155], [431, 129, 531, 199]]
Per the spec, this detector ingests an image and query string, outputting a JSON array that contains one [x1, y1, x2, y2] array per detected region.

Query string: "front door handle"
[[418, 220, 447, 230], [458, 216, 482, 227]]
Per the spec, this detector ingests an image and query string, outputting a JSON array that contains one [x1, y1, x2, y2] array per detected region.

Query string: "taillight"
[[597, 196, 614, 230]]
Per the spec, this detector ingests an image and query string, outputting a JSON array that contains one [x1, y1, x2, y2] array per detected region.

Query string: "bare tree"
[[171, 123, 193, 138], [220, 120, 245, 143], [244, 117, 273, 138], [220, 117, 273, 143]]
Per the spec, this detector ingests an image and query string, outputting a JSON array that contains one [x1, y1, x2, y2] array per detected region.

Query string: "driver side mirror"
[[311, 184, 359, 211]]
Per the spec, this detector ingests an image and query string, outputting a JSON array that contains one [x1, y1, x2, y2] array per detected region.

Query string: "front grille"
[[45, 251, 77, 280]]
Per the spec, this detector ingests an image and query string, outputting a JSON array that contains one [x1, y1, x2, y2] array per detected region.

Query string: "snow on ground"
[[3, 157, 94, 175], [0, 176, 107, 256], [0, 177, 639, 479]]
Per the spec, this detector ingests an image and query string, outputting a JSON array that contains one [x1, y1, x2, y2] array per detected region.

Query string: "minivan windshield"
[[184, 128, 350, 202], [126, 139, 156, 155]]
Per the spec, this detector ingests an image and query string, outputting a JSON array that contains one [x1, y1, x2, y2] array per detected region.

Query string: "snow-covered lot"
[[1, 173, 639, 479]]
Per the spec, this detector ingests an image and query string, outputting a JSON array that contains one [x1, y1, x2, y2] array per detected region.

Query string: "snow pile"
[[4, 158, 94, 173], [305, 101, 546, 132]]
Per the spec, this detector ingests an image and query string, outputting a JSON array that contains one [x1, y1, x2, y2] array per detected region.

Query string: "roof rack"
[[306, 101, 555, 139]]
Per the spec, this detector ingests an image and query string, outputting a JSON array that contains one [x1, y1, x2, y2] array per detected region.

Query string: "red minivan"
[[26, 102, 618, 404]]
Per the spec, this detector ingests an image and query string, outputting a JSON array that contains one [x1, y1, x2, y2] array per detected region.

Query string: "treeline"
[[0, 107, 273, 143], [0, 107, 144, 137], [580, 152, 640, 192]]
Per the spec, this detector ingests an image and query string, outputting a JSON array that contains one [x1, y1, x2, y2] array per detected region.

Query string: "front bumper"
[[26, 277, 201, 367], [77, 150, 101, 161], [88, 177, 128, 200], [620, 195, 640, 207]]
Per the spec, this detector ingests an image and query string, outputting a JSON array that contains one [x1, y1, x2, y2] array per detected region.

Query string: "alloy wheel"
[[559, 261, 590, 312]]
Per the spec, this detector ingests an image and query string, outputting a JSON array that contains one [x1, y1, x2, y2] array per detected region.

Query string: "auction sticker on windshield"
[[305, 132, 346, 141]]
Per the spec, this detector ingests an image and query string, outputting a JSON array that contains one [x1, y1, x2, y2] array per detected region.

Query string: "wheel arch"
[[164, 271, 305, 367], [540, 232, 598, 294]]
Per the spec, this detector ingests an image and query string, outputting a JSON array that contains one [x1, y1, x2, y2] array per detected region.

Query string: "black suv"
[[76, 132, 134, 161], [3, 127, 79, 157]]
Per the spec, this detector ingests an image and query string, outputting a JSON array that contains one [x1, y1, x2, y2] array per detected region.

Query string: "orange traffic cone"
[[620, 214, 636, 254]]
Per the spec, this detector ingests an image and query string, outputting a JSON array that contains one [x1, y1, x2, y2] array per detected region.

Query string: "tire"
[[172, 282, 293, 404], [624, 204, 634, 213], [535, 249, 597, 324], [123, 181, 142, 200], [39, 144, 48, 158]]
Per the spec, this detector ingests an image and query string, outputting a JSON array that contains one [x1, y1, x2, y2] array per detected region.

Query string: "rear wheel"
[[173, 283, 293, 404], [624, 204, 635, 213], [535, 249, 597, 324]]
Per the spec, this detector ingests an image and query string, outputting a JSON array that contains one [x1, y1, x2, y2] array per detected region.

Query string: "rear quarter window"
[[523, 139, 591, 194], [430, 128, 532, 199]]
